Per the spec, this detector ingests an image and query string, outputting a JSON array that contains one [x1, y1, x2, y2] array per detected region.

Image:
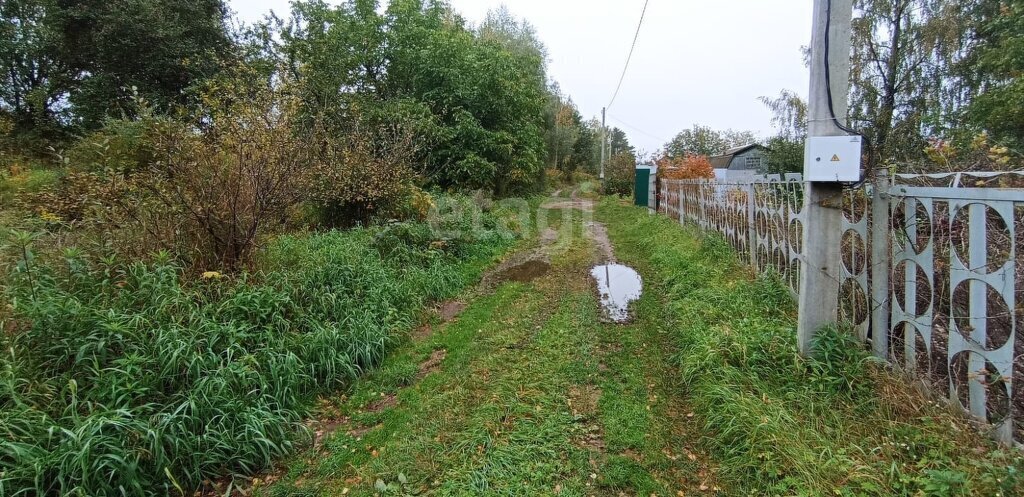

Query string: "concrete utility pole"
[[797, 0, 854, 357], [600, 107, 607, 181]]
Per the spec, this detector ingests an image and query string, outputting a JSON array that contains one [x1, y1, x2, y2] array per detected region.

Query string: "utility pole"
[[600, 107, 607, 182], [797, 0, 854, 356]]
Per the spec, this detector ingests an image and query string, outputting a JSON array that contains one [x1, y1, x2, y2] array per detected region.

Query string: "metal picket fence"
[[659, 171, 1024, 447]]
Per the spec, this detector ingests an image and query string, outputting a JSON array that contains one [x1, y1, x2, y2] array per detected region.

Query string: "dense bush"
[[603, 151, 637, 197], [305, 100, 428, 227], [0, 196, 519, 496], [656, 154, 714, 180], [20, 85, 308, 270], [278, 0, 551, 196]]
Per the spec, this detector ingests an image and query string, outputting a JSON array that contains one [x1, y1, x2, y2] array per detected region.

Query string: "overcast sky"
[[229, 0, 814, 155]]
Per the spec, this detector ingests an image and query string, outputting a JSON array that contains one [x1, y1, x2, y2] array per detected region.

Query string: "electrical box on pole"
[[804, 135, 862, 182]]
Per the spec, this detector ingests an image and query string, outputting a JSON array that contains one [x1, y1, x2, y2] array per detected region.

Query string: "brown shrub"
[[305, 117, 422, 226], [657, 154, 714, 180], [603, 151, 637, 196], [28, 70, 315, 271], [140, 75, 314, 270]]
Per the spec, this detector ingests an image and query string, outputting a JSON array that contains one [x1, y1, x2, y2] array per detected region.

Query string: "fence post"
[[747, 183, 757, 269], [869, 168, 891, 360], [679, 182, 685, 224]]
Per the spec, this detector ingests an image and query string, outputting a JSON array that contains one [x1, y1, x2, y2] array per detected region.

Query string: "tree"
[[663, 124, 755, 158], [760, 89, 808, 174], [279, 0, 551, 195], [963, 1, 1024, 150], [849, 0, 965, 165], [609, 127, 634, 156], [577, 117, 604, 175], [54, 0, 233, 129], [543, 88, 581, 172], [0, 0, 233, 139], [569, 118, 597, 173], [722, 129, 759, 149], [0, 0, 73, 146], [760, 90, 807, 141]]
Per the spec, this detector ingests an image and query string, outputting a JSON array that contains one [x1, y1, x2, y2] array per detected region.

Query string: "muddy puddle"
[[590, 264, 643, 323], [496, 260, 552, 283]]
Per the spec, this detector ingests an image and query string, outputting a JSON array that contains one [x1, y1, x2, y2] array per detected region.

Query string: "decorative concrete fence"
[[659, 171, 1024, 447]]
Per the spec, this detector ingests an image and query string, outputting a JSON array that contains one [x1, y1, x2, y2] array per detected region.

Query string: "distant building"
[[710, 144, 770, 183]]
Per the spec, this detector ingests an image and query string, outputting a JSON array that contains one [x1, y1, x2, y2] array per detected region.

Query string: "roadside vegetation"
[[599, 199, 1024, 496], [0, 196, 527, 495]]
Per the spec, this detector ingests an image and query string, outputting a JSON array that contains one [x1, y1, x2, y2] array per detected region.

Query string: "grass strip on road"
[[264, 205, 715, 496]]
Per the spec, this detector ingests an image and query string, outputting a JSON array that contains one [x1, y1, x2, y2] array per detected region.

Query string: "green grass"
[[0, 195, 521, 496], [262, 204, 713, 497], [598, 198, 1024, 496], [0, 166, 58, 235], [0, 166, 58, 204], [11, 191, 1017, 496]]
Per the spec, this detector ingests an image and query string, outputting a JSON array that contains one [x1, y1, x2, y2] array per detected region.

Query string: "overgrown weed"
[[0, 195, 519, 496]]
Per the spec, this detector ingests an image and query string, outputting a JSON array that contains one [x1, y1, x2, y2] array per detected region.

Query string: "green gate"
[[634, 168, 651, 207]]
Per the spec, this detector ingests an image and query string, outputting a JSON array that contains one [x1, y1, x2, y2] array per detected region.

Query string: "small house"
[[710, 144, 770, 183]]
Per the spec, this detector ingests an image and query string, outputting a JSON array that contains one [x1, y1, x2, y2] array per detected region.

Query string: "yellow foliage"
[[39, 210, 61, 224], [405, 187, 435, 222]]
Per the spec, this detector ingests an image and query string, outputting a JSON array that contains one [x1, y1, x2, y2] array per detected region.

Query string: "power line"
[[608, 114, 668, 144], [606, 0, 651, 110]]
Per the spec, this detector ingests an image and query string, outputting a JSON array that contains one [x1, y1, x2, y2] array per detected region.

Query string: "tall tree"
[[382, 0, 548, 193], [542, 88, 582, 172], [0, 0, 72, 144], [760, 89, 808, 174], [849, 0, 965, 164], [963, 0, 1024, 149], [609, 127, 634, 157], [663, 124, 754, 158], [569, 117, 597, 173], [760, 90, 808, 141], [54, 0, 233, 128]]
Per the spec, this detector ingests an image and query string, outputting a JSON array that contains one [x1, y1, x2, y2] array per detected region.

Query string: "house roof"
[[720, 142, 770, 155], [708, 155, 732, 169], [709, 143, 769, 170]]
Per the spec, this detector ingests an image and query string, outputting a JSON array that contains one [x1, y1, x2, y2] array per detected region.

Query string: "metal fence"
[[659, 171, 1024, 447]]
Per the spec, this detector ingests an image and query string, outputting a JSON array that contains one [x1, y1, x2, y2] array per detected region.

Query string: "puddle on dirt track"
[[590, 264, 643, 323], [496, 260, 552, 283]]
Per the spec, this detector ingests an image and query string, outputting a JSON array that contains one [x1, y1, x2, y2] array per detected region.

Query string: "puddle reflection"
[[590, 264, 643, 323]]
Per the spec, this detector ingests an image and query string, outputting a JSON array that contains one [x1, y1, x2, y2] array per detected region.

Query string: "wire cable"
[[607, 0, 651, 110], [608, 114, 668, 144], [824, 0, 876, 183]]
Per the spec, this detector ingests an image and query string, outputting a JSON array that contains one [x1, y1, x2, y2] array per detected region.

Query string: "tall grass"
[[0, 167, 58, 207], [0, 195, 518, 496], [600, 199, 1024, 496]]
